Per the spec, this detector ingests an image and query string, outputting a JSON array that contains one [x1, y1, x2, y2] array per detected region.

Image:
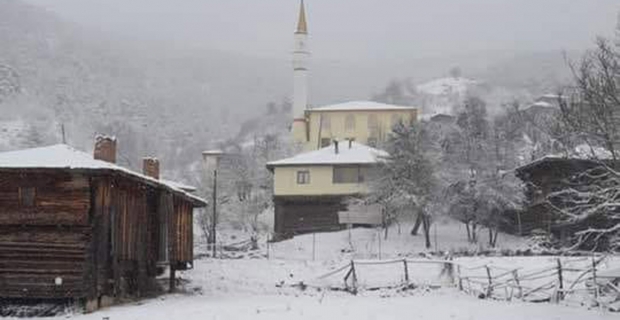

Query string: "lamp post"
[[202, 150, 224, 258]]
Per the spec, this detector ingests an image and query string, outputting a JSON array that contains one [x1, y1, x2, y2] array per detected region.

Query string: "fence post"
[[592, 257, 599, 302], [556, 258, 564, 303], [457, 265, 463, 291], [403, 259, 409, 285], [443, 261, 454, 285], [350, 260, 358, 295], [512, 270, 522, 299], [377, 230, 382, 260], [485, 266, 493, 298], [312, 233, 316, 261]]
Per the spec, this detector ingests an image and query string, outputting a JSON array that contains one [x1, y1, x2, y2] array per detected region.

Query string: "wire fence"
[[308, 255, 620, 311]]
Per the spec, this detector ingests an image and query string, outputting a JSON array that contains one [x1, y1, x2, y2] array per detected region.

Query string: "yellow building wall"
[[273, 166, 369, 196], [302, 109, 417, 151]]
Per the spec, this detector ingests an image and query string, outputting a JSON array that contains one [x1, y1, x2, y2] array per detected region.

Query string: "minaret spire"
[[292, 0, 310, 147], [296, 0, 308, 34]]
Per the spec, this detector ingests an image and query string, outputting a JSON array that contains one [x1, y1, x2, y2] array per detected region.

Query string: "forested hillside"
[[0, 0, 575, 177]]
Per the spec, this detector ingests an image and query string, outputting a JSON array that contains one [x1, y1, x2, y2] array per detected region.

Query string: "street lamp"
[[202, 149, 224, 258]]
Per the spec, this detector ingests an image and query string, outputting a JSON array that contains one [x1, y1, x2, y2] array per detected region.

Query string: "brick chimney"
[[143, 158, 160, 180], [94, 136, 117, 164]]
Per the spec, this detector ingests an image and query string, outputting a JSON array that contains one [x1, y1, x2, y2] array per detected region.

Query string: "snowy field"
[[9, 221, 620, 319], [14, 257, 617, 320]]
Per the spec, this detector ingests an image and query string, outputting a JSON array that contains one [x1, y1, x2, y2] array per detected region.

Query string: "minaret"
[[292, 0, 310, 146]]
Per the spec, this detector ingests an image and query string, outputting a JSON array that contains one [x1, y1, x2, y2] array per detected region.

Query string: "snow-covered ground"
[[268, 218, 528, 262], [20, 256, 617, 320], [55, 288, 619, 320]]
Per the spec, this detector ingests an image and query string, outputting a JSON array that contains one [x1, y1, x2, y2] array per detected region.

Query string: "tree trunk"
[[471, 223, 478, 243], [411, 210, 423, 235], [465, 222, 472, 242], [488, 227, 493, 247], [384, 224, 389, 240], [422, 215, 432, 249], [383, 207, 389, 240], [492, 229, 499, 247]]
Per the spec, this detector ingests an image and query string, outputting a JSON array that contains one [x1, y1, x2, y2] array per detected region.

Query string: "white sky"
[[24, 0, 620, 62]]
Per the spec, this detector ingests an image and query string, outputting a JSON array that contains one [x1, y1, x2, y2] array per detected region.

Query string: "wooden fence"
[[311, 256, 620, 311]]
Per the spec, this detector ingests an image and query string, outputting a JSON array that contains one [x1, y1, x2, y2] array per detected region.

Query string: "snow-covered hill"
[[417, 77, 478, 97], [414, 77, 480, 116]]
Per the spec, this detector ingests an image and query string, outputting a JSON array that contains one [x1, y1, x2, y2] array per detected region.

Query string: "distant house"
[[267, 141, 387, 239], [0, 138, 206, 310]]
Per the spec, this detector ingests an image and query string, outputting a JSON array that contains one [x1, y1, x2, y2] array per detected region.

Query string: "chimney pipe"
[[143, 158, 160, 180], [333, 140, 339, 154], [94, 136, 117, 164]]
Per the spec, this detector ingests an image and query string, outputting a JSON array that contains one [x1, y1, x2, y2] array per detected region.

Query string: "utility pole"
[[212, 169, 217, 258], [202, 149, 224, 259]]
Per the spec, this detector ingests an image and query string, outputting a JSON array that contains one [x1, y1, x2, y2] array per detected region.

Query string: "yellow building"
[[289, 2, 417, 151], [297, 101, 417, 151], [267, 141, 387, 238]]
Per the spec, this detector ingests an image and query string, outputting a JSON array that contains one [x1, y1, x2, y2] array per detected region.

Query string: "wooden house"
[[514, 151, 618, 239], [267, 141, 386, 239], [0, 137, 206, 310]]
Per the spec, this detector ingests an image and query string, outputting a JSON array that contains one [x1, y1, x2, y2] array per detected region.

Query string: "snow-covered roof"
[[0, 144, 207, 206], [267, 142, 388, 168], [531, 101, 553, 108], [516, 144, 615, 172], [521, 100, 559, 112], [161, 179, 198, 193], [310, 101, 415, 112], [417, 77, 477, 96]]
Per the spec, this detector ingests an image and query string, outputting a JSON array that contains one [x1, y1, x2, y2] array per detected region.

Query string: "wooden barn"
[[514, 154, 618, 238], [0, 137, 206, 310]]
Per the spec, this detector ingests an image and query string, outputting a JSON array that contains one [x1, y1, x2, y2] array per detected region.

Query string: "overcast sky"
[[25, 0, 620, 62]]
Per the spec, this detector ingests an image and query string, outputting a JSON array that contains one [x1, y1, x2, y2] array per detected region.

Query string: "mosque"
[[269, 1, 418, 239]]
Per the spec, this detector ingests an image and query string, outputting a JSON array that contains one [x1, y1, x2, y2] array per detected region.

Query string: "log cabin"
[[514, 151, 619, 241], [0, 137, 206, 310]]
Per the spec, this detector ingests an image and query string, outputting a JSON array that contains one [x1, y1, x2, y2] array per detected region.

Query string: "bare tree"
[[546, 36, 620, 252], [560, 38, 620, 162]]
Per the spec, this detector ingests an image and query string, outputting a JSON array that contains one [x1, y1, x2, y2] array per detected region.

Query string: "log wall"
[[92, 178, 158, 298], [0, 170, 198, 301], [171, 197, 193, 267], [0, 171, 91, 299], [0, 172, 90, 226]]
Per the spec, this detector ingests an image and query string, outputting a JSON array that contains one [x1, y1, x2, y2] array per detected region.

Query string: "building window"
[[297, 170, 311, 185], [367, 114, 379, 131], [345, 114, 356, 131], [320, 138, 332, 148], [321, 114, 331, 131], [19, 187, 36, 207], [333, 166, 365, 184]]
